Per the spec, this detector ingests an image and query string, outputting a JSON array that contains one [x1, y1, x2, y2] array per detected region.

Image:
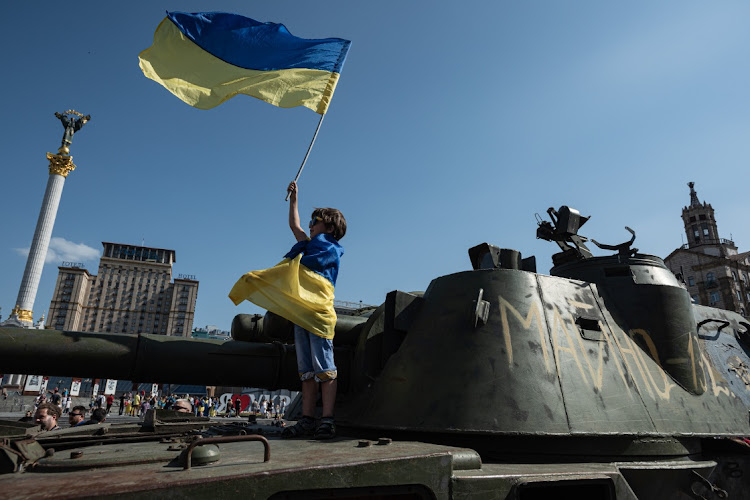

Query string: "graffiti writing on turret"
[[497, 294, 737, 402]]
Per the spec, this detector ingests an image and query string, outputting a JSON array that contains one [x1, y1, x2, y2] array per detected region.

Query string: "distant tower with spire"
[[680, 181, 723, 249], [665, 182, 748, 317]]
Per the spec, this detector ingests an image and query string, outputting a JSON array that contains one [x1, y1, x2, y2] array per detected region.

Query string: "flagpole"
[[285, 113, 326, 201]]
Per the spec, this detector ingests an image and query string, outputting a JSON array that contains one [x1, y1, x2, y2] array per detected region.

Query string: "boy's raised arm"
[[287, 181, 308, 242]]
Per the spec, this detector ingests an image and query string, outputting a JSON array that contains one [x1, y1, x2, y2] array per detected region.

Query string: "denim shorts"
[[294, 324, 337, 382]]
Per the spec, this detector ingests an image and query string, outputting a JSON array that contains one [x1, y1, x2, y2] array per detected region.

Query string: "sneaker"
[[281, 415, 315, 438], [314, 417, 336, 440]]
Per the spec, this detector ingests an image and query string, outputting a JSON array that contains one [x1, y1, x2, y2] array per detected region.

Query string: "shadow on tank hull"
[[0, 206, 748, 499]]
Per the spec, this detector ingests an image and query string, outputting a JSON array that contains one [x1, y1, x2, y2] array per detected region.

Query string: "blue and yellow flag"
[[139, 12, 351, 114], [229, 234, 344, 339]]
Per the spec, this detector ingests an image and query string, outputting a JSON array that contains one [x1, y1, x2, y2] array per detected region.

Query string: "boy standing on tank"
[[229, 181, 346, 439], [282, 181, 345, 439]]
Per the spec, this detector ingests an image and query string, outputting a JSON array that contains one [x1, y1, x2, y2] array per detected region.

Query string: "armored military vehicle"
[[0, 206, 748, 499]]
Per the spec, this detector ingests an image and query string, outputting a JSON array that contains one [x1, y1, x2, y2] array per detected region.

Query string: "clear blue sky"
[[2, 2, 750, 330]]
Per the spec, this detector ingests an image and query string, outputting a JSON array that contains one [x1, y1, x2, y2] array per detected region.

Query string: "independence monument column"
[[4, 110, 91, 327]]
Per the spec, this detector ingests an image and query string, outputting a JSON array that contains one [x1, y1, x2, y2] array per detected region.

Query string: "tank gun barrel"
[[0, 328, 303, 390]]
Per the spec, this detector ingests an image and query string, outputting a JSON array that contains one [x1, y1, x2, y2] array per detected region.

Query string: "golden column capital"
[[17, 309, 34, 322], [46, 152, 76, 177], [11, 305, 33, 323]]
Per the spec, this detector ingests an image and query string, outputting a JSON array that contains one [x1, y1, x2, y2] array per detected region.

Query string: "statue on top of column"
[[54, 110, 91, 155]]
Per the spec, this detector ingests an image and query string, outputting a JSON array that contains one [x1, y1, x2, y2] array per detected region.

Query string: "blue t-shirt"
[[284, 233, 344, 286]]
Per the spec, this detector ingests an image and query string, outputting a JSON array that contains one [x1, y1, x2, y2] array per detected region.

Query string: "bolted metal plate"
[[32, 441, 181, 472]]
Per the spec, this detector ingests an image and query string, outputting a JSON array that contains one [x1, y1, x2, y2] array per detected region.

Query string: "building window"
[[706, 272, 716, 287], [709, 291, 720, 304], [691, 294, 699, 303], [687, 276, 695, 286], [737, 290, 742, 302]]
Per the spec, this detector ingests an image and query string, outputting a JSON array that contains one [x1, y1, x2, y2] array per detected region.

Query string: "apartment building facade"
[[47, 242, 198, 336]]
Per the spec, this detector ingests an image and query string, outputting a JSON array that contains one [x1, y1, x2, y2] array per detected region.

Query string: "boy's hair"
[[312, 207, 347, 240]]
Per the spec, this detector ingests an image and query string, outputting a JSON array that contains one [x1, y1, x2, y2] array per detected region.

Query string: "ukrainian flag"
[[229, 234, 344, 339], [139, 12, 351, 114]]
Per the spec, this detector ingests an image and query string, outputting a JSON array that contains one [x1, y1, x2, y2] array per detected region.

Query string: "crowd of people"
[[236, 397, 287, 420], [25, 387, 288, 432], [118, 392, 209, 417]]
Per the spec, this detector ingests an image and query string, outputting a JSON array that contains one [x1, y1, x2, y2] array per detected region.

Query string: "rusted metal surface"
[[0, 437, 471, 499]]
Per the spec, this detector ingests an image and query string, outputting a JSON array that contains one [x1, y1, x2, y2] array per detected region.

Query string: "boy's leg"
[[294, 325, 316, 418], [301, 378, 318, 417], [320, 379, 337, 418], [281, 325, 317, 438], [310, 334, 337, 410], [310, 334, 337, 439]]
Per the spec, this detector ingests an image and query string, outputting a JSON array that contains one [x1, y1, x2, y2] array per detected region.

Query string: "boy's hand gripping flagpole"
[[286, 113, 326, 201]]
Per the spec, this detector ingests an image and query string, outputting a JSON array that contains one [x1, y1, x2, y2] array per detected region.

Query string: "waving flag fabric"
[[229, 234, 344, 339], [139, 12, 351, 114]]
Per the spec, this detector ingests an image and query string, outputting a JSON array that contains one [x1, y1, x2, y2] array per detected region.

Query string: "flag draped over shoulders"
[[229, 234, 344, 339], [139, 11, 351, 114]]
